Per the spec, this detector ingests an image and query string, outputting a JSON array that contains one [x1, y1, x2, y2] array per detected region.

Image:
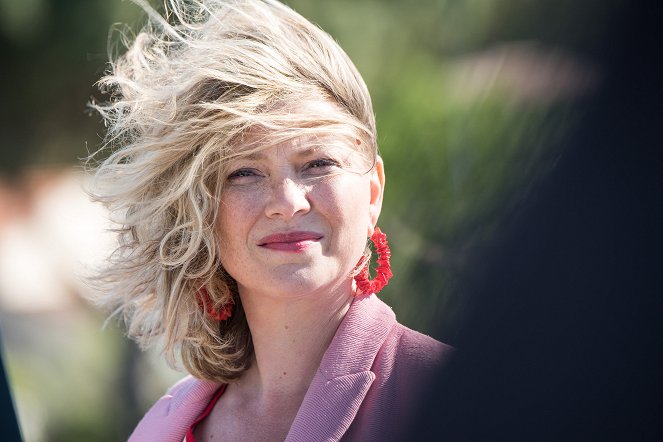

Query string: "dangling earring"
[[354, 227, 393, 297], [196, 287, 234, 321]]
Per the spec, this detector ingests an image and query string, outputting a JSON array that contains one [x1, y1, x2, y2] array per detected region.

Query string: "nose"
[[264, 177, 311, 219]]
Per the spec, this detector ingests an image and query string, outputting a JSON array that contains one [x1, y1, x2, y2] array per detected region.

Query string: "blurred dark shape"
[[0, 331, 23, 442], [414, 0, 663, 440]]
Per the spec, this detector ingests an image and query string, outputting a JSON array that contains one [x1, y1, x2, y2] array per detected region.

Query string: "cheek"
[[216, 192, 257, 249], [215, 195, 257, 281], [317, 176, 372, 240]]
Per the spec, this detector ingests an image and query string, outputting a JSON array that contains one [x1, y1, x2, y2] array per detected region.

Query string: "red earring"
[[354, 227, 393, 297], [196, 287, 234, 321]]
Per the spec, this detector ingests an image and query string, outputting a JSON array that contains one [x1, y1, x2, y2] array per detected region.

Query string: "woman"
[[89, 0, 451, 440]]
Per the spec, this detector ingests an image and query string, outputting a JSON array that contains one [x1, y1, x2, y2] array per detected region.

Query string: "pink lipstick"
[[257, 231, 323, 252]]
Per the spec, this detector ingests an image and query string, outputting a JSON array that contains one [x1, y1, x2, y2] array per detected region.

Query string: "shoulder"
[[389, 323, 453, 368], [164, 374, 207, 399], [343, 304, 452, 440], [353, 295, 452, 369], [372, 320, 453, 382], [128, 375, 221, 442], [341, 294, 452, 371]]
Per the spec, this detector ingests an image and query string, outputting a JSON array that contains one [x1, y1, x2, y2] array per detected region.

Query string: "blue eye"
[[306, 158, 339, 171], [227, 168, 262, 183], [229, 169, 255, 177]]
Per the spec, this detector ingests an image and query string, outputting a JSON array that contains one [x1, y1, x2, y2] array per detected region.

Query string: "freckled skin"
[[201, 100, 385, 441], [216, 136, 376, 301]]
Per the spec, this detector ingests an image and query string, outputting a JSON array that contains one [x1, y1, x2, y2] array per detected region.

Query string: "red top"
[[184, 384, 227, 442]]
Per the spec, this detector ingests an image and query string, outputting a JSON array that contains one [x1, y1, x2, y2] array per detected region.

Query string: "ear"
[[368, 155, 385, 237]]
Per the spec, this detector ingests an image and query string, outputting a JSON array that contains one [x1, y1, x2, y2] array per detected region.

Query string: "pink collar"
[[285, 294, 396, 441], [129, 294, 396, 442]]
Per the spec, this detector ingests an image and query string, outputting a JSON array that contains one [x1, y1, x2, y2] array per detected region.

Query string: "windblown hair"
[[88, 0, 377, 383]]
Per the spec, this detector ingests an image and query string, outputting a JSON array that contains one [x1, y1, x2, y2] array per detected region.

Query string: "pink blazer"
[[128, 294, 452, 441]]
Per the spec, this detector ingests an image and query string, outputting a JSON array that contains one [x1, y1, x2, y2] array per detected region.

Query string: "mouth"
[[257, 231, 324, 252]]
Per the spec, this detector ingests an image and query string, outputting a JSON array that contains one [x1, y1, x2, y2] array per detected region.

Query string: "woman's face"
[[215, 118, 384, 301]]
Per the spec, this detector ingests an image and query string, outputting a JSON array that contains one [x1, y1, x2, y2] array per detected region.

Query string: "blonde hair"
[[88, 0, 377, 383]]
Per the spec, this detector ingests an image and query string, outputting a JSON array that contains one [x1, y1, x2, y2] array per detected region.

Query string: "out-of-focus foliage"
[[287, 0, 600, 337], [0, 0, 607, 440]]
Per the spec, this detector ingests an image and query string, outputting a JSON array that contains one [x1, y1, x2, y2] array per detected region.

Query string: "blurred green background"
[[0, 0, 609, 440]]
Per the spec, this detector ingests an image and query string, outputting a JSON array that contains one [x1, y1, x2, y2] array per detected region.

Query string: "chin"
[[251, 266, 350, 299]]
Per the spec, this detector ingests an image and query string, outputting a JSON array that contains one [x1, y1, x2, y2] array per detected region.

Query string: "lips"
[[257, 231, 324, 251]]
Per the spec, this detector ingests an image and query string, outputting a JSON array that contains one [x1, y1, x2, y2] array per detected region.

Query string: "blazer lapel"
[[286, 295, 397, 442], [129, 376, 220, 442]]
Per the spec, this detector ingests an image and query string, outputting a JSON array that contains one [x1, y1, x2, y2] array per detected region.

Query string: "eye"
[[226, 168, 262, 184], [304, 158, 340, 175]]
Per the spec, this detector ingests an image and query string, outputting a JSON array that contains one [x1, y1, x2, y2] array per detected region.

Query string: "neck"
[[235, 281, 353, 403]]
